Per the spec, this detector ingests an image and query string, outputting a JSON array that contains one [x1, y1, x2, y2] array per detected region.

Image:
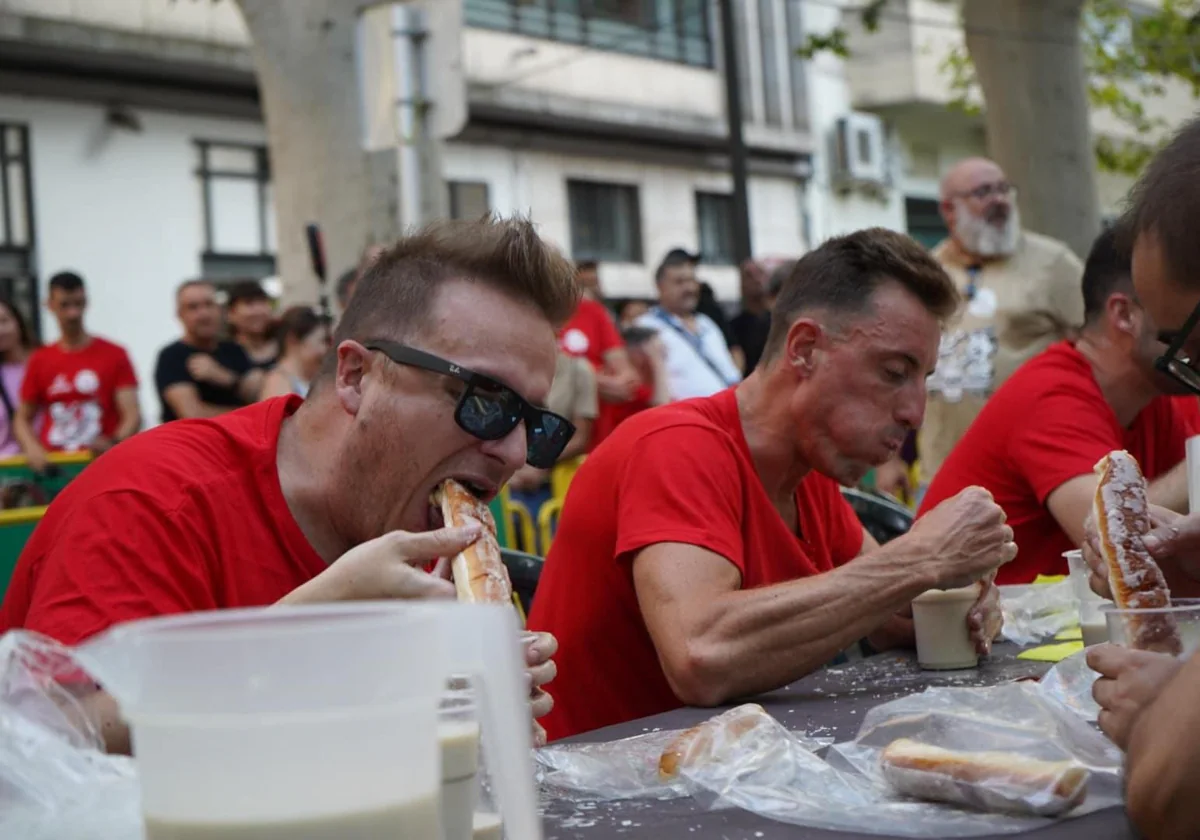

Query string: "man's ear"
[[784, 318, 822, 378], [1108, 293, 1139, 338], [335, 340, 372, 415]]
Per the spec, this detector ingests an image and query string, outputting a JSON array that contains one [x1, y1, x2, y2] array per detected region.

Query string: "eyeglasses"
[[956, 181, 1015, 202], [1155, 300, 1200, 396], [363, 340, 575, 469]]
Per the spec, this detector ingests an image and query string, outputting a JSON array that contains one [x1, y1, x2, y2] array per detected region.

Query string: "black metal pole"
[[718, 0, 752, 265]]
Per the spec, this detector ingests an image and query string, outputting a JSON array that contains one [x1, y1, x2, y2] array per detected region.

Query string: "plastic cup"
[[439, 690, 480, 840], [1104, 599, 1200, 657], [1064, 550, 1111, 646], [911, 585, 980, 670]]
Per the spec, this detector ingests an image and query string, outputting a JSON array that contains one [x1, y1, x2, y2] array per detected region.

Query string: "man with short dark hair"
[[918, 224, 1198, 583], [13, 271, 140, 471], [529, 228, 1016, 741], [0, 216, 575, 753], [225, 280, 278, 370], [635, 250, 742, 400], [155, 280, 261, 422]]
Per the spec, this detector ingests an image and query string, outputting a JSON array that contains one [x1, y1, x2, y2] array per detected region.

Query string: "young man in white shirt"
[[636, 250, 742, 400]]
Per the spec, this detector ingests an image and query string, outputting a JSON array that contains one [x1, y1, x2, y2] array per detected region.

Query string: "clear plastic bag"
[[0, 630, 142, 840], [537, 683, 1122, 837], [1035, 651, 1101, 722], [1000, 581, 1079, 644]]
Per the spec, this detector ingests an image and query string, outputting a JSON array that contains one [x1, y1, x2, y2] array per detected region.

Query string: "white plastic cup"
[[1064, 549, 1110, 646], [911, 585, 980, 670], [1188, 435, 1200, 514]]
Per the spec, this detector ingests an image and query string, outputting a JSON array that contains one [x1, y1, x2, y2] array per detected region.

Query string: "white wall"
[[0, 94, 267, 424], [0, 0, 250, 45], [443, 142, 807, 301]]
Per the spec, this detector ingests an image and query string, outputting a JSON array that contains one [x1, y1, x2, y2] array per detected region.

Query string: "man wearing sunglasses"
[[529, 229, 1017, 742], [1080, 115, 1200, 840], [877, 157, 1084, 502], [0, 216, 578, 752]]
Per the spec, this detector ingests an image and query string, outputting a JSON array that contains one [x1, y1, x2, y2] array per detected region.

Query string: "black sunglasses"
[[363, 340, 575, 469], [1155, 298, 1200, 396]]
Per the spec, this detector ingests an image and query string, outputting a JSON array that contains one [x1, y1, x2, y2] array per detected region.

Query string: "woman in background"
[[258, 306, 325, 400], [0, 300, 34, 456]]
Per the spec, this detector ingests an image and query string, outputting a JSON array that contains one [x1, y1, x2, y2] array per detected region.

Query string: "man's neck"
[[275, 398, 352, 564], [735, 370, 812, 506], [238, 332, 271, 353], [1075, 331, 1158, 427], [662, 305, 695, 324], [58, 329, 90, 350], [185, 333, 218, 352]]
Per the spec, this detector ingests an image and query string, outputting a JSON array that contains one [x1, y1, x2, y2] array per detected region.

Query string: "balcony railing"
[[465, 0, 713, 68]]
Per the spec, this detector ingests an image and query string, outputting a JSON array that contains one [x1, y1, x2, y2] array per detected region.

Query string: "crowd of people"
[[3, 107, 1200, 836]]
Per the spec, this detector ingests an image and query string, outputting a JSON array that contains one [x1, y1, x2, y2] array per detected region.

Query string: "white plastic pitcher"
[[76, 602, 540, 840]]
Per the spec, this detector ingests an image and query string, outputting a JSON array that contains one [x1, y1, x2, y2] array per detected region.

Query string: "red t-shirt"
[[20, 337, 138, 451], [558, 299, 642, 449], [918, 342, 1200, 584], [527, 388, 865, 741], [0, 396, 326, 644]]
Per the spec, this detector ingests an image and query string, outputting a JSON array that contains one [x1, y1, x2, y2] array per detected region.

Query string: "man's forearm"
[[673, 543, 933, 704], [1148, 458, 1190, 514], [1125, 654, 1200, 839]]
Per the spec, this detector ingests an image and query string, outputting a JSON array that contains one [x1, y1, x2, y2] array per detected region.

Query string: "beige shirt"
[[919, 231, 1084, 485], [548, 353, 599, 421]]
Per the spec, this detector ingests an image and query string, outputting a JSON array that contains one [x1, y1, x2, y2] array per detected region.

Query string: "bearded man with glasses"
[[876, 157, 1085, 503], [0, 215, 577, 753]]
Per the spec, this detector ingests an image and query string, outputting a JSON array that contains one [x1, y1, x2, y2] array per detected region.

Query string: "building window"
[[447, 181, 491, 220], [195, 140, 277, 281], [904, 197, 948, 250], [465, 0, 712, 67], [695, 192, 735, 265], [757, 0, 782, 126], [0, 123, 39, 339], [568, 180, 643, 263]]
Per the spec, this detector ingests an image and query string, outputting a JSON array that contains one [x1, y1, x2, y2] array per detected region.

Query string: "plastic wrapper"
[[1000, 581, 1079, 644], [0, 630, 141, 840], [537, 683, 1121, 837], [1035, 651, 1100, 722]]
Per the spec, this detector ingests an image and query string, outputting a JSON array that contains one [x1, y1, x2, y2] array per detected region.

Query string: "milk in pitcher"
[[144, 796, 440, 840]]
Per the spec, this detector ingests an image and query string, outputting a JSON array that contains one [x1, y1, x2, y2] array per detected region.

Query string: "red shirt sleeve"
[[614, 425, 746, 572], [112, 346, 138, 389], [20, 489, 219, 645], [815, 476, 866, 564], [594, 306, 623, 357], [19, 349, 43, 404], [1008, 386, 1122, 504]]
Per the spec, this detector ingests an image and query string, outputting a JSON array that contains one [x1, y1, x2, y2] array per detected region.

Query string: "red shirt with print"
[[527, 388, 865, 741], [0, 396, 327, 645], [919, 342, 1200, 584], [20, 337, 137, 451], [558, 299, 645, 448]]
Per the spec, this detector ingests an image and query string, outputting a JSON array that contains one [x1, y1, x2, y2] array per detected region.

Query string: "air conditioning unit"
[[831, 112, 889, 192]]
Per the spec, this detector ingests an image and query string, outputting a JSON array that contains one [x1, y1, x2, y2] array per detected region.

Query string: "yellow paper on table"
[[1018, 641, 1084, 662], [1055, 627, 1082, 641], [1033, 574, 1068, 585]]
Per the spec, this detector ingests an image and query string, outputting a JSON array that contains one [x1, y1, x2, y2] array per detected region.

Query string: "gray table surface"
[[541, 645, 1135, 840]]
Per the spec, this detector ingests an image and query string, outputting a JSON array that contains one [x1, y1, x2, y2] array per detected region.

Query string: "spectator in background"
[[575, 260, 604, 303], [636, 250, 741, 400], [616, 298, 652, 330], [559, 261, 644, 449], [259, 307, 326, 400], [877, 158, 1084, 499], [156, 280, 262, 422], [605, 326, 669, 428], [226, 280, 279, 371], [0, 300, 35, 457], [730, 260, 773, 376], [14, 272, 139, 470]]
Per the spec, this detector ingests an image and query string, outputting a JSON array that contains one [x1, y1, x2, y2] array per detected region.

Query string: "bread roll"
[[434, 479, 513, 605], [880, 738, 1089, 817], [1093, 451, 1182, 655], [658, 703, 775, 781]]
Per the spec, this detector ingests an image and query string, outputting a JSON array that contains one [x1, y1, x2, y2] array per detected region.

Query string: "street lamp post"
[[717, 0, 753, 266]]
